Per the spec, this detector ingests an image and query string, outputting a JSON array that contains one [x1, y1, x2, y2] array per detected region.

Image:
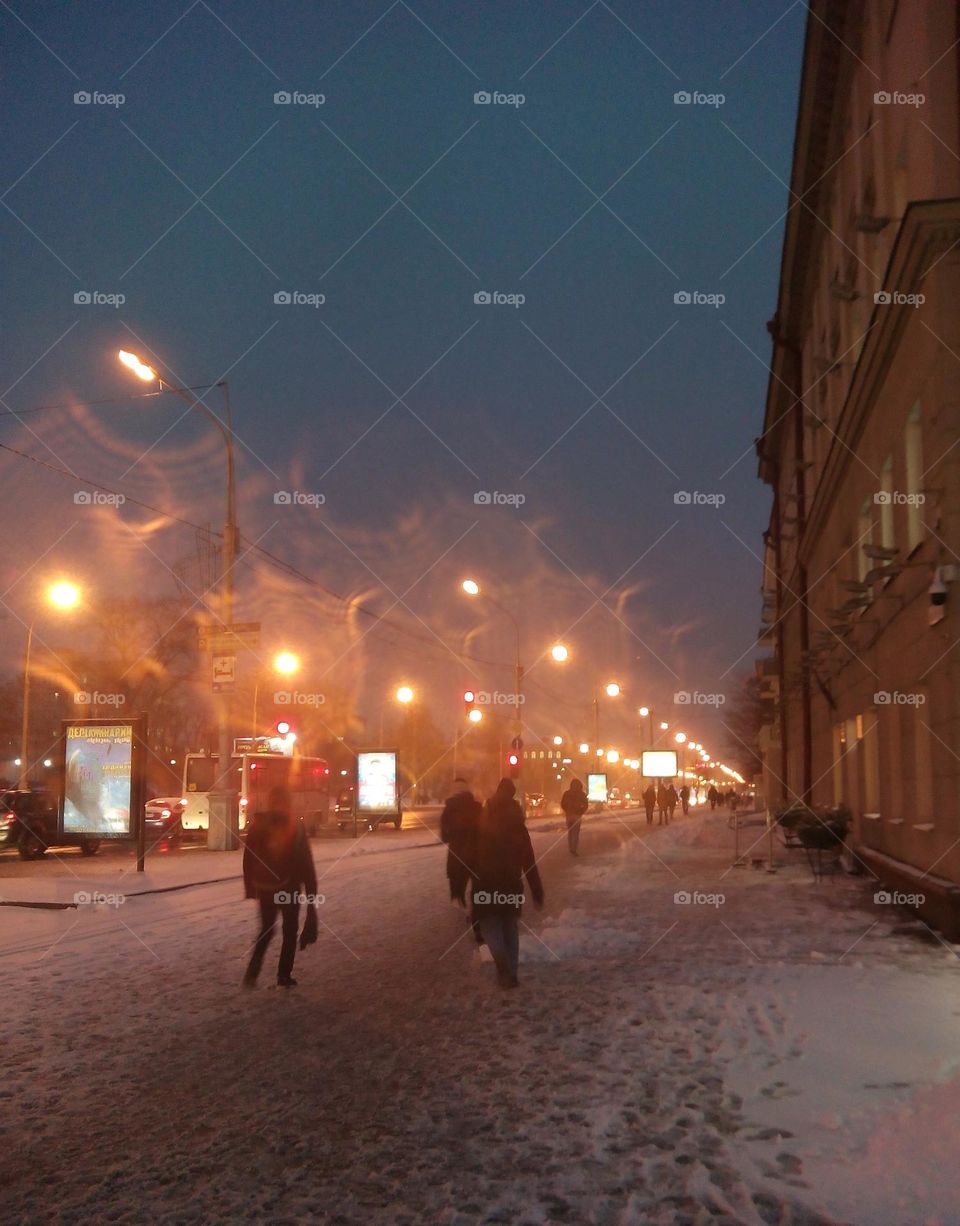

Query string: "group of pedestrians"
[[706, 785, 739, 810], [440, 777, 544, 990], [640, 782, 684, 825]]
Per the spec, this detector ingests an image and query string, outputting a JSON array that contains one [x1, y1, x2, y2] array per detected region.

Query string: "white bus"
[[181, 752, 332, 834]]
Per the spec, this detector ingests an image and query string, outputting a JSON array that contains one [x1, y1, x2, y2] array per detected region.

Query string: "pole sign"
[[60, 716, 147, 840], [212, 654, 236, 692], [587, 772, 608, 804], [198, 621, 261, 652], [642, 749, 678, 778]]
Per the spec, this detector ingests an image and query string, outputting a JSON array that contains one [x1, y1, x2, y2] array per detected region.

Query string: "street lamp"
[[578, 742, 589, 754], [19, 581, 81, 790], [550, 643, 569, 662], [552, 735, 563, 746], [461, 577, 524, 771], [396, 685, 415, 705], [593, 681, 621, 747], [252, 651, 300, 739], [119, 348, 238, 851]]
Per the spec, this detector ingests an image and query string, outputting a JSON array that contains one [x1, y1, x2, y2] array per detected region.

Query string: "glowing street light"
[[48, 581, 81, 610], [118, 349, 158, 382], [550, 642, 569, 662], [552, 735, 563, 746], [660, 721, 669, 731], [468, 708, 483, 723], [675, 731, 687, 744], [606, 749, 619, 764], [273, 651, 300, 676], [462, 578, 480, 596], [605, 681, 621, 698], [578, 742, 589, 754], [638, 705, 649, 718], [396, 685, 415, 704]]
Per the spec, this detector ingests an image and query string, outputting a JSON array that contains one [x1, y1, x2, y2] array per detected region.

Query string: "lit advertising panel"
[[357, 751, 399, 813], [642, 750, 678, 778], [587, 772, 608, 803], [63, 722, 135, 836]]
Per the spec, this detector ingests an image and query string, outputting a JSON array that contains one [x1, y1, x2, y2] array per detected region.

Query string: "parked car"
[[0, 789, 101, 859], [608, 788, 624, 809], [144, 797, 186, 840], [524, 792, 545, 812]]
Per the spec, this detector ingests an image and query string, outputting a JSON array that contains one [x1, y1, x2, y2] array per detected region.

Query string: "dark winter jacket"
[[469, 780, 544, 917], [560, 783, 589, 823], [439, 788, 483, 903], [243, 809, 317, 900]]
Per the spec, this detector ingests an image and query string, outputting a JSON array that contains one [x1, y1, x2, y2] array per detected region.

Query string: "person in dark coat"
[[642, 784, 656, 825], [707, 785, 719, 811], [242, 786, 318, 988], [469, 778, 544, 988], [560, 778, 589, 855], [666, 784, 679, 823], [657, 783, 669, 825], [679, 785, 691, 815], [440, 778, 483, 903]]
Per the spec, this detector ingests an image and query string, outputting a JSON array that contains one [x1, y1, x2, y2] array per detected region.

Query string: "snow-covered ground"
[[2, 806, 958, 1225]]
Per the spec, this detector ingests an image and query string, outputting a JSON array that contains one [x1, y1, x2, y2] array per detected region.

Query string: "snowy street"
[[3, 807, 960, 1226]]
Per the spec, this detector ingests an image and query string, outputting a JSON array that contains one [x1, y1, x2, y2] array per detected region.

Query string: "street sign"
[[510, 736, 524, 750], [198, 621, 261, 652], [212, 655, 236, 692]]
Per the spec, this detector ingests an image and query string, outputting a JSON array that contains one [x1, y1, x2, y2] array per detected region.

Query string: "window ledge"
[[886, 817, 904, 825], [913, 823, 935, 832], [863, 812, 882, 821]]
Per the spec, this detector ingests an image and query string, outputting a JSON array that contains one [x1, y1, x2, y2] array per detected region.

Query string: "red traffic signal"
[[276, 720, 292, 736], [463, 688, 477, 719], [507, 751, 520, 778]]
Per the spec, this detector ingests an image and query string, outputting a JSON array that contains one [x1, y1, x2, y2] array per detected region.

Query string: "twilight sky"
[[0, 0, 804, 759]]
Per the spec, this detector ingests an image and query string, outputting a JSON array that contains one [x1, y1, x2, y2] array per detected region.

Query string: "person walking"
[[642, 783, 656, 825], [679, 785, 691, 815], [707, 785, 719, 811], [560, 778, 589, 855], [657, 782, 669, 825], [469, 778, 544, 989], [440, 778, 483, 903], [242, 786, 318, 989], [666, 784, 679, 823]]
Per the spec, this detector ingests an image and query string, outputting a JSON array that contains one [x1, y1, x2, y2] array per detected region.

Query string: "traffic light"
[[507, 751, 520, 778], [276, 719, 292, 737], [463, 689, 477, 719]]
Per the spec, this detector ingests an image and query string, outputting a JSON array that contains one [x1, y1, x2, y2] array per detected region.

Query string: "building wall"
[[759, 0, 960, 930]]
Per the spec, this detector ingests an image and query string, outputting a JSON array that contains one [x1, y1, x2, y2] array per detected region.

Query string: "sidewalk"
[[0, 804, 599, 907]]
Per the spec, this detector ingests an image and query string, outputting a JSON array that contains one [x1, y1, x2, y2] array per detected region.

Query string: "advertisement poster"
[[356, 751, 398, 813], [587, 772, 608, 804], [642, 750, 678, 778], [63, 723, 134, 835]]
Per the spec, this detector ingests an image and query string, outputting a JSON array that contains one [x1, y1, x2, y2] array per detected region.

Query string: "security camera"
[[930, 570, 948, 607]]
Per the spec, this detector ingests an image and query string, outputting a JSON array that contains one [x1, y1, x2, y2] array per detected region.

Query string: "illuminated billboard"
[[357, 751, 399, 813], [62, 721, 141, 837], [642, 750, 678, 778], [587, 772, 608, 803]]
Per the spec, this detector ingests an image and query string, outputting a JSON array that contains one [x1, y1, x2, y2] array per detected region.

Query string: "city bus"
[[181, 752, 332, 835]]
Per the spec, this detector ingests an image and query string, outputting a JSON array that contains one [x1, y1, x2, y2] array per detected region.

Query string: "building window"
[[913, 688, 932, 824], [904, 401, 923, 552], [879, 455, 894, 550], [857, 498, 874, 584], [832, 723, 846, 804]]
